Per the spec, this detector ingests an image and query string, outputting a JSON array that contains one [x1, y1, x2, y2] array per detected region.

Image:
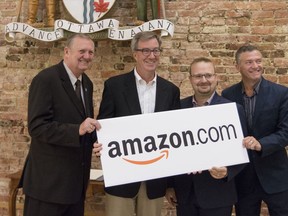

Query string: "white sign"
[[98, 103, 249, 187]]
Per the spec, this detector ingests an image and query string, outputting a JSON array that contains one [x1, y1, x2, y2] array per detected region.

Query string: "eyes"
[[79, 50, 94, 56], [135, 48, 162, 56], [191, 73, 215, 80], [245, 59, 262, 65]]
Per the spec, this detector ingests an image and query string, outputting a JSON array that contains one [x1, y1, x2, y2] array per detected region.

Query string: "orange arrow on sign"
[[122, 150, 169, 165]]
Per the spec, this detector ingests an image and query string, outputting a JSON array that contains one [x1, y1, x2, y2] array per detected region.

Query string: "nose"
[[83, 52, 90, 58], [252, 61, 259, 68], [200, 75, 207, 80], [147, 51, 156, 58], [83, 51, 93, 59]]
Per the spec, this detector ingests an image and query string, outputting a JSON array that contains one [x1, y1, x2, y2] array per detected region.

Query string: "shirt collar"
[[63, 62, 82, 85], [134, 67, 157, 84], [241, 77, 262, 95], [192, 91, 216, 106]]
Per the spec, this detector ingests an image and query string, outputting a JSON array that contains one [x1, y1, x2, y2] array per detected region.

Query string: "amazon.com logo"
[[107, 124, 238, 165]]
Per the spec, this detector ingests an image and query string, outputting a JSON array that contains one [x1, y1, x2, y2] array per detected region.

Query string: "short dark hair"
[[235, 44, 260, 64], [190, 57, 214, 75], [130, 31, 162, 51]]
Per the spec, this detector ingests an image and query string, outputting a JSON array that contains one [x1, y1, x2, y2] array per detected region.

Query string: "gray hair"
[[130, 31, 162, 51], [235, 44, 260, 64], [65, 33, 94, 48]]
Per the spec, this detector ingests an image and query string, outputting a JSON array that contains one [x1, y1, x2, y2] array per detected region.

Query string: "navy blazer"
[[97, 70, 180, 199], [21, 61, 96, 204], [222, 77, 288, 195], [172, 93, 247, 209]]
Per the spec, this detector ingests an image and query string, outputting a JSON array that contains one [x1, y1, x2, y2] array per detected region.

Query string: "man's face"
[[64, 37, 95, 77], [133, 38, 160, 77], [189, 61, 217, 97], [236, 50, 263, 82]]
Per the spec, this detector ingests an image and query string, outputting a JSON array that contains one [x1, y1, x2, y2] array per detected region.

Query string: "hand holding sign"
[[97, 103, 249, 187]]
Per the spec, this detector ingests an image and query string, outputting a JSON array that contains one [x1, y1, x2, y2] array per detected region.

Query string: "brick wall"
[[1, 0, 288, 215]]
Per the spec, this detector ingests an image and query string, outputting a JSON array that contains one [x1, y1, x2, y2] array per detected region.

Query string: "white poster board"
[[98, 103, 249, 187]]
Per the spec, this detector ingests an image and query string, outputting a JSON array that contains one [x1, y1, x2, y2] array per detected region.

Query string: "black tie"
[[75, 79, 82, 102], [75, 80, 86, 114]]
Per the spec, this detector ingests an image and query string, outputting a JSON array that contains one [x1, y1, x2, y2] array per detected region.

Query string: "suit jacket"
[[21, 61, 96, 204], [97, 70, 180, 199], [222, 77, 288, 195], [172, 93, 247, 209]]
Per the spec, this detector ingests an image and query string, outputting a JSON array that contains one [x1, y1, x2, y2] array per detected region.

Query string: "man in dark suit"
[[21, 34, 101, 216], [94, 31, 180, 216], [166, 57, 247, 216], [222, 44, 288, 216]]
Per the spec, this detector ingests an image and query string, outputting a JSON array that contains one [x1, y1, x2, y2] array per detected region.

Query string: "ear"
[[235, 63, 240, 71], [64, 47, 69, 55], [189, 75, 193, 83], [133, 52, 137, 60]]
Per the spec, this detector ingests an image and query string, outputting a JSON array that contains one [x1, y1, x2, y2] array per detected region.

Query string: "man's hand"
[[243, 136, 262, 151], [165, 188, 177, 207], [79, 118, 101, 135], [209, 166, 227, 179], [93, 142, 102, 157]]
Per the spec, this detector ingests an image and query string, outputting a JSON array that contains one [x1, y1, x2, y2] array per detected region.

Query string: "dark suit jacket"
[[222, 77, 288, 195], [172, 93, 247, 209], [97, 70, 180, 199], [21, 61, 96, 204]]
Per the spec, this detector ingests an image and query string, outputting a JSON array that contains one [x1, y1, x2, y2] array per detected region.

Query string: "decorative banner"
[[97, 103, 249, 187], [108, 19, 174, 40], [4, 19, 174, 42], [63, 0, 116, 23]]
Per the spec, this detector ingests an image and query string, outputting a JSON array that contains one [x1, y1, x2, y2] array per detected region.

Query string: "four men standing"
[[21, 30, 288, 216]]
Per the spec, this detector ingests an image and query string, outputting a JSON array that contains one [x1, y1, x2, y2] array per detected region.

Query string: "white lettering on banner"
[[4, 19, 174, 42], [97, 103, 249, 187]]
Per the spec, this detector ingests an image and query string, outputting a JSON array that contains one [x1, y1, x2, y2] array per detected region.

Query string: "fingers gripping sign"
[[79, 117, 101, 135]]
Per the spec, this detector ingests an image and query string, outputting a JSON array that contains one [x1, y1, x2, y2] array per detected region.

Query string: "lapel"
[[155, 77, 169, 112], [232, 83, 245, 106], [181, 96, 193, 108], [210, 92, 223, 105], [253, 78, 268, 125], [123, 71, 142, 115], [82, 74, 92, 117], [58, 61, 86, 118], [182, 92, 221, 108]]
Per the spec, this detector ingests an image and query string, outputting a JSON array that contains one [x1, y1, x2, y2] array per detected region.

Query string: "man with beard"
[[166, 57, 247, 216]]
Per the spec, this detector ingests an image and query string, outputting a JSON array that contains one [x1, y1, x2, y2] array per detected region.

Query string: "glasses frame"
[[134, 48, 162, 56], [190, 73, 216, 80]]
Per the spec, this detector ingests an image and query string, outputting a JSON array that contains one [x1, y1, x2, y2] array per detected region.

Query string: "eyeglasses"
[[191, 73, 215, 80], [135, 48, 162, 56]]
